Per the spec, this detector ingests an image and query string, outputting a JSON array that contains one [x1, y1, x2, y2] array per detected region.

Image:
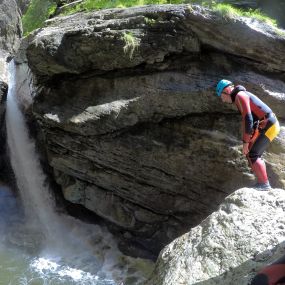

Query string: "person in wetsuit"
[[216, 79, 280, 191], [251, 254, 285, 285]]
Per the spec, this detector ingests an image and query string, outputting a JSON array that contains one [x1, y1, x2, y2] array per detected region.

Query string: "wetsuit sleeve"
[[235, 92, 253, 143]]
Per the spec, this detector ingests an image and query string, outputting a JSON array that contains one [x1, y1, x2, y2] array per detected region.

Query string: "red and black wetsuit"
[[230, 86, 280, 184], [251, 254, 285, 285]]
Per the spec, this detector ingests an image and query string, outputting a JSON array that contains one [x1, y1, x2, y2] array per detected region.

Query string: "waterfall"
[[4, 60, 152, 284], [5, 60, 58, 237]]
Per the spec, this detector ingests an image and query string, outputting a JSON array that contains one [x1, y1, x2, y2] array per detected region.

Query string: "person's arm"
[[235, 92, 253, 155]]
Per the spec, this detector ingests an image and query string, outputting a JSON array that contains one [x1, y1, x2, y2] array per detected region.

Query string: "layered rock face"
[[0, 0, 22, 54], [0, 0, 23, 107], [0, 0, 22, 100], [0, 0, 22, 174], [21, 4, 285, 257], [146, 188, 285, 285]]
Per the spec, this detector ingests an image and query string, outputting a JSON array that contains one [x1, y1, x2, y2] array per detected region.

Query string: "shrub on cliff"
[[22, 0, 57, 36]]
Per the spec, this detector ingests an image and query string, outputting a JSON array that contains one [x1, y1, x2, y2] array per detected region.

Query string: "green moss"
[[122, 31, 140, 59], [22, 0, 57, 36]]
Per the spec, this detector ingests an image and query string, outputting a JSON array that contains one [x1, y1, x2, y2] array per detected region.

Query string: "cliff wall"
[[18, 4, 285, 258]]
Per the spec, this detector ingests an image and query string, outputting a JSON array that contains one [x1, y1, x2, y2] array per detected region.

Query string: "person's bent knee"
[[248, 152, 259, 164]]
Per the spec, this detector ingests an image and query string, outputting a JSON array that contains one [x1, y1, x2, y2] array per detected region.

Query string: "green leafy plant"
[[22, 0, 57, 36]]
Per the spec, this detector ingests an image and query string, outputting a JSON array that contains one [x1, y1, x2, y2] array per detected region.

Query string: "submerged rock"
[[146, 188, 285, 285]]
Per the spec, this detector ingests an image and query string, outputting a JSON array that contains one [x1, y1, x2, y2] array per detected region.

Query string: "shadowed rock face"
[[16, 0, 31, 15], [20, 4, 285, 257]]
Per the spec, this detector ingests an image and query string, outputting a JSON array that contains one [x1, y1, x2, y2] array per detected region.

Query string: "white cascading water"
[[6, 61, 58, 237], [5, 60, 152, 284]]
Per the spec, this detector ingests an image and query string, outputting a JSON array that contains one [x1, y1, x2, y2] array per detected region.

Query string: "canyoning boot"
[[254, 181, 271, 191]]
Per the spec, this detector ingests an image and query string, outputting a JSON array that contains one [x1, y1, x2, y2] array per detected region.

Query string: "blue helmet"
[[216, 79, 233, 97]]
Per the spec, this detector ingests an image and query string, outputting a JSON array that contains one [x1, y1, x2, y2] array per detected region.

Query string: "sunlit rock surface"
[[26, 5, 285, 76], [146, 188, 285, 285], [19, 4, 285, 257]]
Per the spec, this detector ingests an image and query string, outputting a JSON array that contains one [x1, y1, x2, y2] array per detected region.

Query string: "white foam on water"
[[30, 257, 102, 283]]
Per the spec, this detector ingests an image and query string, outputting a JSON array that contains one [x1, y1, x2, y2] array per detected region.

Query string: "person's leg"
[[251, 264, 285, 285], [248, 134, 270, 185], [248, 118, 280, 187]]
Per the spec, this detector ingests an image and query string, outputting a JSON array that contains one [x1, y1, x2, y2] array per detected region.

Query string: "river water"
[[2, 61, 153, 285]]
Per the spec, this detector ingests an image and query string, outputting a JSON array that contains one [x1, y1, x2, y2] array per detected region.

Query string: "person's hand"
[[243, 142, 249, 155]]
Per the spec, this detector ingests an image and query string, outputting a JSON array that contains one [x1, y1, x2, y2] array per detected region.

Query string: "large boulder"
[[21, 4, 285, 257], [146, 188, 285, 285], [26, 5, 285, 77]]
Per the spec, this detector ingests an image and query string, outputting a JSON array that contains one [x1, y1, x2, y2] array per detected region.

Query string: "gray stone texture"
[[0, 0, 22, 54], [16, 0, 31, 15], [146, 188, 285, 285], [19, 4, 285, 257], [0, 0, 23, 178], [26, 5, 285, 76]]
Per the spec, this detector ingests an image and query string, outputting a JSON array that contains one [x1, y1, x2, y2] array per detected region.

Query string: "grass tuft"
[[122, 31, 140, 59], [212, 3, 277, 26]]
